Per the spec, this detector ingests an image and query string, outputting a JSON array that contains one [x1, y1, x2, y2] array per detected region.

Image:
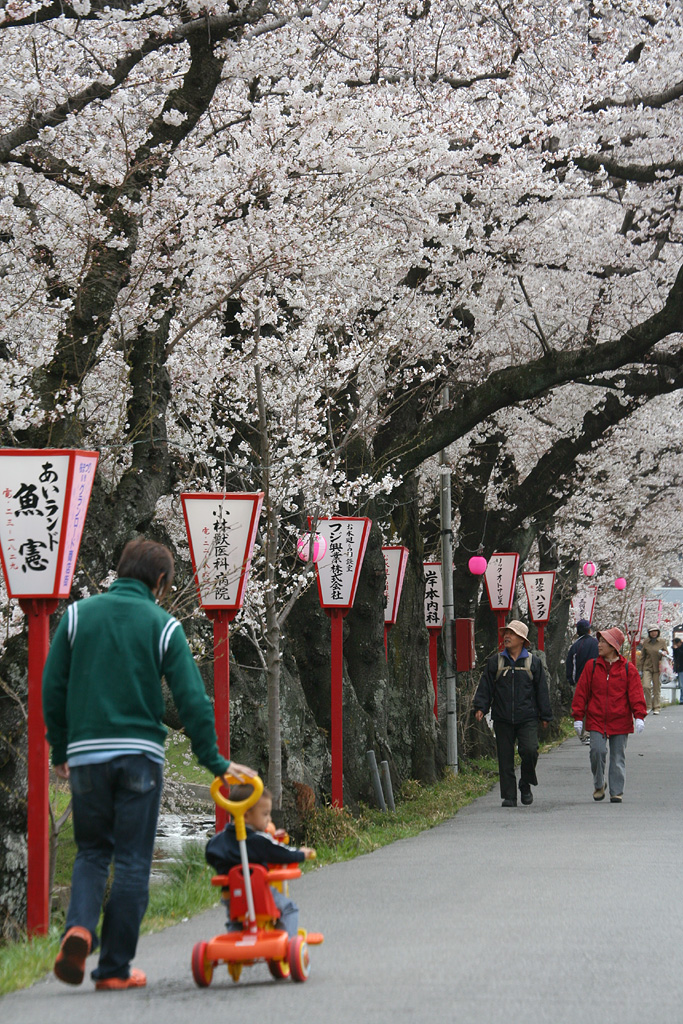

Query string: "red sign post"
[[522, 571, 556, 651], [382, 546, 408, 659], [423, 562, 443, 717], [311, 516, 372, 808], [181, 492, 263, 830], [0, 448, 99, 935], [484, 553, 520, 649]]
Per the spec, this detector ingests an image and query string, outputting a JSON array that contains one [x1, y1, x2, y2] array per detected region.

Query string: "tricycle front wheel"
[[191, 941, 214, 987], [288, 935, 310, 983]]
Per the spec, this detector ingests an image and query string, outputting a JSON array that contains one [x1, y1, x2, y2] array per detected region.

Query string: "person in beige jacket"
[[640, 625, 669, 714]]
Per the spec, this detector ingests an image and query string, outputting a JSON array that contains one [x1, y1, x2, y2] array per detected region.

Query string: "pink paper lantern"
[[297, 532, 327, 563], [614, 577, 626, 591], [582, 562, 596, 577], [468, 555, 488, 575]]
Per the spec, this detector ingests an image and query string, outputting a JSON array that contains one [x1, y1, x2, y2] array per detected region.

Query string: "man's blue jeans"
[[65, 755, 163, 980]]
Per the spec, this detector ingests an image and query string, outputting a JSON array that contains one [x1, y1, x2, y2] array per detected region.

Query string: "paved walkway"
[[4, 707, 683, 1023]]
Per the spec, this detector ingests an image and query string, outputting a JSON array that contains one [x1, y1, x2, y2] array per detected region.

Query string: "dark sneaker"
[[54, 926, 92, 985], [95, 967, 147, 990], [520, 785, 533, 805], [501, 799, 517, 807]]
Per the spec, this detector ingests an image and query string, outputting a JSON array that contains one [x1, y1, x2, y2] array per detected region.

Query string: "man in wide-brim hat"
[[474, 620, 552, 808]]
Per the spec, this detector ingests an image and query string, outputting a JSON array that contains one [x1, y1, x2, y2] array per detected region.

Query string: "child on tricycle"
[[191, 774, 323, 986], [206, 783, 316, 936]]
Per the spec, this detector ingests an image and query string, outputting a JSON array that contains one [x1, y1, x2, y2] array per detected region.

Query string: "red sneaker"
[[53, 926, 92, 985], [95, 967, 147, 991]]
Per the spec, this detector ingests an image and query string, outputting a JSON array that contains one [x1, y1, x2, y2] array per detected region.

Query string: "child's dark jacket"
[[206, 824, 305, 873]]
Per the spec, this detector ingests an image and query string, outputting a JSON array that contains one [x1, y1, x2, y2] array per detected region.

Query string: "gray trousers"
[[589, 732, 628, 796]]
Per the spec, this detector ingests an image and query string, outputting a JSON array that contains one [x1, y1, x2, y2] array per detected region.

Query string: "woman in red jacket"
[[571, 626, 647, 803]]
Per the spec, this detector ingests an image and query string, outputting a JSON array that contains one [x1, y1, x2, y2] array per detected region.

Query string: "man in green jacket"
[[43, 538, 255, 990]]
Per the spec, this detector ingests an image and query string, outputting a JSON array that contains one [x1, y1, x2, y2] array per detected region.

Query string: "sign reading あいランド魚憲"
[[0, 449, 98, 599]]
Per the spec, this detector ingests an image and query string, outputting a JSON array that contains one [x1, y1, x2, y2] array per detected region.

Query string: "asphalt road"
[[4, 707, 683, 1024]]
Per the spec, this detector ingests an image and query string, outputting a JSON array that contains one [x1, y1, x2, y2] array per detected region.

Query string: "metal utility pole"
[[440, 387, 458, 774]]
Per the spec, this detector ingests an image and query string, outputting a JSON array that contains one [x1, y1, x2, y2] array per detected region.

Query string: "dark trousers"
[[493, 720, 539, 801], [66, 754, 163, 980]]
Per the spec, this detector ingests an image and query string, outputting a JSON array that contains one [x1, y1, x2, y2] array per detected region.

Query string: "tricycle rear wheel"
[[268, 958, 291, 980]]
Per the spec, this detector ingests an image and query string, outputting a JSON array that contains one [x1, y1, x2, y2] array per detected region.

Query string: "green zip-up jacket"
[[42, 577, 230, 776]]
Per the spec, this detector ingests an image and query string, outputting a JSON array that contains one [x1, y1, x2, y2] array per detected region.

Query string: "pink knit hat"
[[597, 627, 625, 653]]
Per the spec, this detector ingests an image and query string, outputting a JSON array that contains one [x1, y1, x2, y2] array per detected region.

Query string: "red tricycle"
[[191, 774, 323, 987]]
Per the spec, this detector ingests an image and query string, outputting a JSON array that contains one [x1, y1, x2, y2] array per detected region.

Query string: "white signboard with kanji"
[[382, 546, 408, 625], [181, 493, 264, 610], [423, 562, 443, 629], [571, 586, 598, 624], [0, 449, 98, 598], [637, 596, 662, 640], [484, 552, 520, 612], [312, 516, 372, 609], [522, 571, 556, 624]]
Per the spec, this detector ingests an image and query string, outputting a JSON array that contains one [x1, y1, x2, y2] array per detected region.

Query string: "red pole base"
[[330, 609, 345, 808], [428, 628, 440, 718], [20, 598, 58, 936], [205, 609, 236, 833], [497, 611, 506, 650], [537, 624, 545, 652]]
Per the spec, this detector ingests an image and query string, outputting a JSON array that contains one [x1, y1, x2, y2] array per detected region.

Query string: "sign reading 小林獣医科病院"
[[311, 516, 372, 610], [522, 571, 556, 625], [0, 449, 98, 599], [181, 492, 264, 610]]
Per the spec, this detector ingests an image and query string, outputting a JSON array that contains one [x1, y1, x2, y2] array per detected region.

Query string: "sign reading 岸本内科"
[[0, 449, 99, 599], [181, 492, 264, 610], [423, 562, 443, 628]]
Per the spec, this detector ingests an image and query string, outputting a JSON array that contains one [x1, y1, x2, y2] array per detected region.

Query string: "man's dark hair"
[[116, 539, 175, 591]]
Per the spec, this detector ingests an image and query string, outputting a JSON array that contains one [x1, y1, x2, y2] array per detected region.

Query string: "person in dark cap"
[[566, 620, 599, 742], [572, 626, 646, 803]]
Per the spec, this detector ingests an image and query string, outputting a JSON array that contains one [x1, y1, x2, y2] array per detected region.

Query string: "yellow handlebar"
[[210, 774, 263, 841]]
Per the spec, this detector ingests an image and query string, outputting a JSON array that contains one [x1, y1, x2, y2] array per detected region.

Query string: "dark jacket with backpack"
[[474, 647, 553, 724], [566, 633, 599, 685], [571, 655, 647, 735]]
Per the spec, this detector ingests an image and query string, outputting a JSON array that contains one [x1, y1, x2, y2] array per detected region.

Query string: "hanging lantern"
[[582, 562, 596, 577], [614, 577, 626, 591], [468, 555, 488, 575], [297, 532, 327, 563]]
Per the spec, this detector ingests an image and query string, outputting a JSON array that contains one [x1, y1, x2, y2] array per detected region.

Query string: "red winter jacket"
[[571, 655, 647, 735]]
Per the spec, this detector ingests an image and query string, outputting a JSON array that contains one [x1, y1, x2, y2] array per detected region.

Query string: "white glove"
[[635, 719, 645, 734], [574, 720, 583, 737]]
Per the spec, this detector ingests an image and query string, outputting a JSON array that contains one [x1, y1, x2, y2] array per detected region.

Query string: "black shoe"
[[520, 785, 533, 805], [501, 798, 517, 807]]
